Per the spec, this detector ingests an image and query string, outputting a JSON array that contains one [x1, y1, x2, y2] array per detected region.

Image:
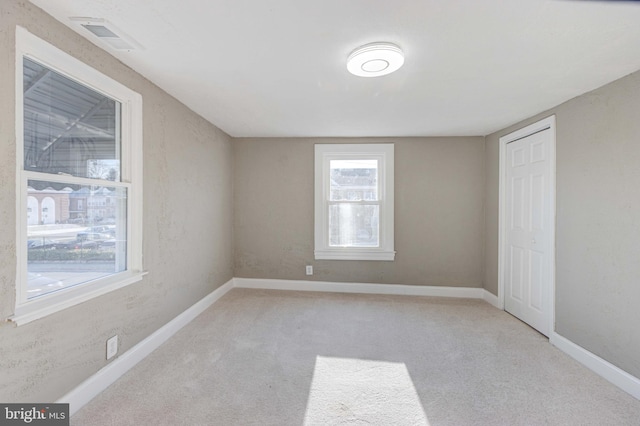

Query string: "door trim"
[[498, 115, 556, 337]]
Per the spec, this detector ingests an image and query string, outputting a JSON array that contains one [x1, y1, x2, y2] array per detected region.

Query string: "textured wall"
[[482, 136, 499, 296], [0, 1, 233, 402], [484, 70, 640, 378], [234, 137, 485, 287]]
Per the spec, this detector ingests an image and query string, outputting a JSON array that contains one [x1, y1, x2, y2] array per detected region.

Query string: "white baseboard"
[[58, 278, 235, 416], [550, 332, 640, 400], [482, 289, 502, 309], [233, 277, 486, 299]]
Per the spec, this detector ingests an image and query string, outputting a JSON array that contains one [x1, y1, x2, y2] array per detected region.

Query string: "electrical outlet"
[[306, 265, 313, 275], [106, 335, 118, 360]]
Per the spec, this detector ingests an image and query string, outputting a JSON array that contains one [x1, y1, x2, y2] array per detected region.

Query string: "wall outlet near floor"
[[305, 265, 313, 275], [106, 335, 118, 360]]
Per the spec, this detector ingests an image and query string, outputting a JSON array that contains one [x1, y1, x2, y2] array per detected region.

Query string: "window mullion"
[[328, 200, 381, 206], [23, 171, 130, 189]]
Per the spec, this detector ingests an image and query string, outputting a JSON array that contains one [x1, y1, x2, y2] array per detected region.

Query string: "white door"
[[41, 197, 56, 225], [504, 127, 553, 336]]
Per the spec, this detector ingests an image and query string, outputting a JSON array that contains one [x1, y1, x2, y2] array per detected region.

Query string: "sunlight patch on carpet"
[[303, 356, 429, 425]]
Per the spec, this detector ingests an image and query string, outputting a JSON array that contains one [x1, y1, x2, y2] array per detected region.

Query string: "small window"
[[314, 144, 395, 261], [14, 27, 143, 324]]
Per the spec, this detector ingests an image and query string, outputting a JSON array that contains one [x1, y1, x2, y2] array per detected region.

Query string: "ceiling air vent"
[[69, 18, 143, 51]]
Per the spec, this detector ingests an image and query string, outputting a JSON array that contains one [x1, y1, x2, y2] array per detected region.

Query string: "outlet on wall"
[[305, 265, 313, 275], [106, 335, 118, 360]]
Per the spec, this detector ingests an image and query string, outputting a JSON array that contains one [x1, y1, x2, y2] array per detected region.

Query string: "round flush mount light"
[[347, 42, 404, 77]]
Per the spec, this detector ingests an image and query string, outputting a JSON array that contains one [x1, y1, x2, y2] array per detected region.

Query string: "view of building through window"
[[23, 57, 127, 300], [328, 159, 380, 247]]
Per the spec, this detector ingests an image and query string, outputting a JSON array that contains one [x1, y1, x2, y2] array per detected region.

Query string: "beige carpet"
[[71, 289, 640, 425]]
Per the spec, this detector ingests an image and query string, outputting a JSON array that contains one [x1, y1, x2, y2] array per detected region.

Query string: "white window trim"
[[12, 27, 145, 326], [314, 143, 395, 261]]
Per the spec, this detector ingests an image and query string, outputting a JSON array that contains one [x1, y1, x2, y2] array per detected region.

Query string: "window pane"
[[329, 159, 378, 201], [26, 180, 127, 299], [329, 204, 379, 247], [23, 58, 121, 180]]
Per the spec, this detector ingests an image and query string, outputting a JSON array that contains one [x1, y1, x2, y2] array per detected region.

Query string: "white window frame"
[[12, 27, 145, 325], [314, 143, 395, 261]]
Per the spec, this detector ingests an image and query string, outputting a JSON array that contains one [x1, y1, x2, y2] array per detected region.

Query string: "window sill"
[[9, 270, 148, 326], [314, 249, 396, 261]]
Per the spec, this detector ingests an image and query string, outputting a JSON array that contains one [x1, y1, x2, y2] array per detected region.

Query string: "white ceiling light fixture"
[[347, 42, 404, 77]]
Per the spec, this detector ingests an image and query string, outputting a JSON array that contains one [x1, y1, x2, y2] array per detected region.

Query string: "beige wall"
[[484, 70, 640, 378], [482, 136, 499, 296], [0, 1, 234, 402], [234, 137, 485, 287]]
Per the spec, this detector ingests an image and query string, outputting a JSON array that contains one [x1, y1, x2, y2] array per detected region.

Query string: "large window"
[[314, 144, 395, 261], [14, 27, 143, 324]]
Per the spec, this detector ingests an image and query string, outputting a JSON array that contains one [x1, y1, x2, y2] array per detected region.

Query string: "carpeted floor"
[[71, 289, 640, 425]]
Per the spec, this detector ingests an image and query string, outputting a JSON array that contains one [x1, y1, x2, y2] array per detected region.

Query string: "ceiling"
[[29, 0, 640, 138]]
